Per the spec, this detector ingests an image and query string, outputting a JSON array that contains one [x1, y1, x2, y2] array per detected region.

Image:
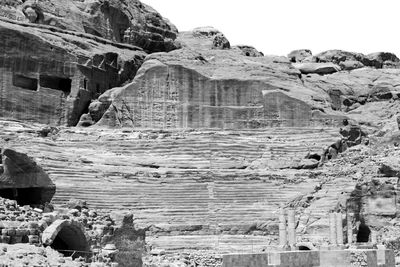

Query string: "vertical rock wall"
[[0, 20, 146, 126], [104, 60, 340, 129]]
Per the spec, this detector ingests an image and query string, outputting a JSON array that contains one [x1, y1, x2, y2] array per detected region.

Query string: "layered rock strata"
[[98, 28, 344, 129], [0, 0, 179, 53], [0, 18, 146, 126]]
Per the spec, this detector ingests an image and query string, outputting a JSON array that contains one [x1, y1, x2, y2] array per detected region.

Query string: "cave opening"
[[13, 74, 38, 91], [356, 223, 371, 243], [39, 75, 72, 94], [306, 153, 321, 161], [298, 246, 311, 251], [0, 188, 45, 206]]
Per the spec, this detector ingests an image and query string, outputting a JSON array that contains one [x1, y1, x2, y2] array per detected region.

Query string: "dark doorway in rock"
[[299, 246, 311, 251], [306, 153, 321, 161], [44, 221, 89, 259], [51, 228, 81, 258], [356, 223, 371, 242], [13, 74, 38, 91], [39, 75, 72, 94], [0, 188, 45, 206]]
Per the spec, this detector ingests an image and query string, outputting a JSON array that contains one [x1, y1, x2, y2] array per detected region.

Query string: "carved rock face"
[[97, 29, 342, 129], [0, 19, 146, 126], [3, 0, 179, 53]]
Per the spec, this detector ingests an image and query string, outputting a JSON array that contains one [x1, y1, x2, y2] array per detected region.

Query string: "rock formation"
[[2, 0, 400, 266], [0, 148, 55, 205], [96, 28, 344, 129], [0, 17, 146, 126], [0, 0, 179, 53]]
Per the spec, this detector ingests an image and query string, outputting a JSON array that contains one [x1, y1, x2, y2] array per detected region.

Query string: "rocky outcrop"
[[301, 67, 400, 116], [287, 49, 312, 63], [293, 62, 341, 75], [0, 0, 179, 53], [0, 18, 146, 126], [315, 50, 400, 69], [0, 148, 56, 205], [96, 29, 343, 129], [234, 45, 264, 57]]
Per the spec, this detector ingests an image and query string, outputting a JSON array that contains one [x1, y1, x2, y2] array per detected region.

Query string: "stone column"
[[329, 213, 337, 246], [279, 209, 287, 247], [336, 213, 344, 245], [371, 231, 377, 245], [347, 212, 353, 244], [287, 209, 296, 247]]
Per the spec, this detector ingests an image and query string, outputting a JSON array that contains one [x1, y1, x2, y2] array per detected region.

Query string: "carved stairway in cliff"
[[0, 120, 354, 253]]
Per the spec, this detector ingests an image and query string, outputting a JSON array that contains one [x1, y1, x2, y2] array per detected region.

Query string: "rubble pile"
[[143, 252, 223, 267], [0, 196, 125, 266]]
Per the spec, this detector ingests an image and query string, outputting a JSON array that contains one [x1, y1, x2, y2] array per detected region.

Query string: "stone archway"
[[42, 220, 89, 259]]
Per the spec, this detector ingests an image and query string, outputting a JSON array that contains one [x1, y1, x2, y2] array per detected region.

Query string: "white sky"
[[142, 0, 400, 57]]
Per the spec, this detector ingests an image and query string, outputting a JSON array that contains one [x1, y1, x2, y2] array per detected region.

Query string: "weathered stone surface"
[[0, 148, 55, 204], [293, 62, 341, 75], [212, 33, 230, 50], [0, 149, 54, 189], [0, 0, 179, 53], [97, 30, 343, 129], [0, 18, 146, 126], [77, 114, 94, 127], [315, 50, 366, 64], [287, 49, 312, 62], [1, 120, 341, 254], [339, 60, 364, 71], [234, 45, 264, 57], [3, 0, 400, 261], [314, 49, 400, 69], [302, 68, 400, 117], [367, 52, 400, 68]]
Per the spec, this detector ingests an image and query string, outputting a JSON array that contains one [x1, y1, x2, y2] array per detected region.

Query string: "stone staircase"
[[0, 120, 351, 253]]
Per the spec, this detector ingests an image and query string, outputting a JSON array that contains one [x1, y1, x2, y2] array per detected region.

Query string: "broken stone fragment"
[[212, 33, 230, 50], [77, 114, 94, 127], [287, 49, 312, 63], [23, 7, 38, 23]]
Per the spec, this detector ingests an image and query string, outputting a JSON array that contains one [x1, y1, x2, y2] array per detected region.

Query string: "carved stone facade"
[[0, 19, 145, 126]]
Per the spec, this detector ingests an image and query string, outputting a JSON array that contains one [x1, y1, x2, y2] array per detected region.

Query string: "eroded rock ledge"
[[0, 0, 179, 53]]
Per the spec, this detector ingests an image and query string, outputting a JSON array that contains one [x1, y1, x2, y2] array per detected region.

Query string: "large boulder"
[[367, 52, 400, 69], [0, 0, 179, 53], [293, 62, 341, 75], [0, 149, 56, 204], [315, 50, 366, 65], [234, 45, 264, 57], [287, 49, 312, 63]]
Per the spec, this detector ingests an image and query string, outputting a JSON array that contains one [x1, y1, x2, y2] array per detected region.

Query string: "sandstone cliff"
[[0, 17, 146, 126], [96, 28, 345, 129], [0, 0, 179, 52], [2, 0, 400, 265]]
